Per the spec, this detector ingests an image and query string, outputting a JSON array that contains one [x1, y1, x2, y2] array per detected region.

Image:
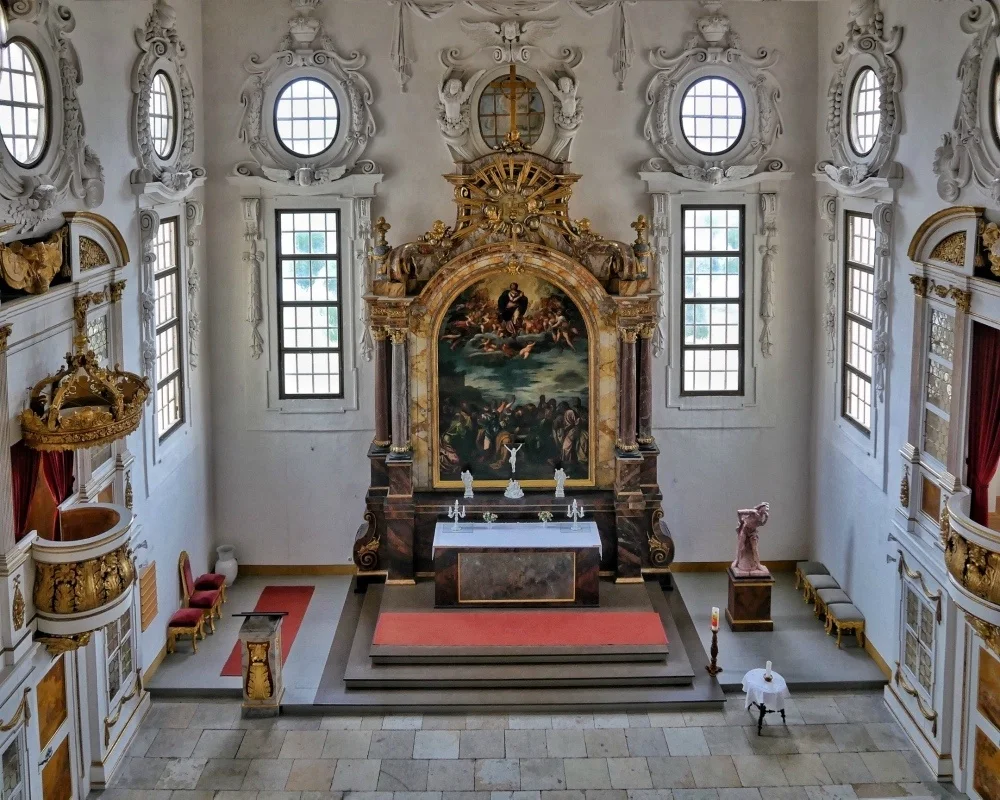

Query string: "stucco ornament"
[[933, 0, 1000, 204], [437, 17, 583, 161], [817, 0, 902, 189], [642, 1, 784, 183], [234, 0, 378, 186], [130, 0, 205, 201], [0, 0, 105, 239]]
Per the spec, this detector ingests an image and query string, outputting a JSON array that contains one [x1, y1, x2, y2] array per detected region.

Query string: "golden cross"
[[496, 64, 535, 145]]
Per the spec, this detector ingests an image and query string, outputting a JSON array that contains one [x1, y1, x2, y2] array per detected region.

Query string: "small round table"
[[742, 668, 790, 735]]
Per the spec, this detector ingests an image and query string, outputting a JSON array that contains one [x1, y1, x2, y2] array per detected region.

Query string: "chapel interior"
[[3, 0, 1000, 798]]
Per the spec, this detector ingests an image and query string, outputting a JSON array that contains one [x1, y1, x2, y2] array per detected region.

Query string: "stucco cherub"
[[437, 69, 487, 133]]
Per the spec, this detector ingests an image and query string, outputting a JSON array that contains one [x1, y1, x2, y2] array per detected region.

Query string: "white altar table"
[[432, 521, 601, 607]]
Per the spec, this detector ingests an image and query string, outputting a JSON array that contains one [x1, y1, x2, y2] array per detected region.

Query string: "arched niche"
[[408, 243, 618, 491]]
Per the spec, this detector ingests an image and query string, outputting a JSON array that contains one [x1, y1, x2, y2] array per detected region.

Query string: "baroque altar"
[[352, 61, 673, 586]]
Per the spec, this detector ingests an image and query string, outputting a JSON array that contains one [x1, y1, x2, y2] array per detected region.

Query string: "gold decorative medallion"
[[0, 227, 67, 294], [11, 576, 24, 632], [982, 222, 1000, 276], [930, 232, 967, 266], [245, 641, 274, 699]]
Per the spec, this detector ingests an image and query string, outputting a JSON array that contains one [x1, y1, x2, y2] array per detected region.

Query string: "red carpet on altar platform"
[[373, 610, 668, 648], [220, 585, 315, 676]]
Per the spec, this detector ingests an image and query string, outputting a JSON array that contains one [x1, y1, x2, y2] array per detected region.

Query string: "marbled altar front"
[[433, 521, 600, 607]]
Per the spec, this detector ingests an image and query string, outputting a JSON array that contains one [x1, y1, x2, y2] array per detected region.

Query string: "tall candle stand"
[[706, 628, 722, 676]]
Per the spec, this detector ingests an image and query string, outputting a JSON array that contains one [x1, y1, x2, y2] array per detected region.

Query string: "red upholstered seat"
[[194, 573, 226, 590], [188, 589, 221, 608], [169, 608, 204, 626]]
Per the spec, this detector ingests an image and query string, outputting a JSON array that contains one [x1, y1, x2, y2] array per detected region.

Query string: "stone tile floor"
[[90, 691, 968, 800]]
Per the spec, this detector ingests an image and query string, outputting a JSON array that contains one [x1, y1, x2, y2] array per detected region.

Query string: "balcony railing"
[[944, 490, 1000, 611]]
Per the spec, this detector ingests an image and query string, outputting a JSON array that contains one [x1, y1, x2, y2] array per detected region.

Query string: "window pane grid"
[[478, 75, 545, 150], [274, 78, 340, 157], [681, 207, 744, 396], [680, 77, 745, 155], [0, 40, 47, 167], [901, 585, 934, 698], [850, 68, 882, 156], [153, 218, 184, 440], [842, 213, 875, 434], [149, 71, 176, 158], [277, 210, 343, 399]]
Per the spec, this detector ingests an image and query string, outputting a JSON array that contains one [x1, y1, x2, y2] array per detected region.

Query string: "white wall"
[[2, 0, 213, 671], [203, 0, 819, 566], [811, 0, 972, 665]]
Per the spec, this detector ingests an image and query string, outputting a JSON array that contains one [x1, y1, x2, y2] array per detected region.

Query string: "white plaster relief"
[[234, 0, 378, 187], [130, 0, 205, 202], [642, 1, 784, 185], [817, 0, 903, 190], [354, 196, 375, 362], [758, 192, 777, 359], [650, 191, 669, 358], [872, 201, 893, 402], [437, 19, 583, 161], [819, 194, 838, 366], [138, 208, 161, 379], [242, 198, 265, 360], [0, 0, 104, 239], [184, 199, 204, 369], [933, 0, 1000, 204]]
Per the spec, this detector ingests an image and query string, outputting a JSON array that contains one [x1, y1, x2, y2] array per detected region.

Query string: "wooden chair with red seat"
[[178, 551, 224, 633], [180, 550, 228, 602]]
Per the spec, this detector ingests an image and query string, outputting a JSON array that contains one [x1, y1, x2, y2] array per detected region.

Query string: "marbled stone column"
[[617, 326, 638, 453], [372, 327, 391, 448], [637, 324, 654, 447], [389, 328, 410, 454], [0, 325, 15, 556]]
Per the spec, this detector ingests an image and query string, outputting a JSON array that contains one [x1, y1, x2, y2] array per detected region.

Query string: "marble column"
[[389, 328, 410, 454], [0, 325, 14, 556], [372, 327, 391, 448], [637, 324, 654, 447], [617, 326, 638, 453]]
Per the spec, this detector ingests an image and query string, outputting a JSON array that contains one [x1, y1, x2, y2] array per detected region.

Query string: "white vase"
[[214, 545, 238, 586]]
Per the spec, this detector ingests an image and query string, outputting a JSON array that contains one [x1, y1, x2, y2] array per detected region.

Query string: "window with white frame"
[[148, 71, 177, 159], [0, 38, 48, 169], [923, 308, 955, 466], [275, 209, 343, 399], [902, 583, 935, 699], [679, 77, 746, 156], [680, 206, 744, 396], [274, 77, 340, 158], [152, 217, 185, 439], [104, 607, 133, 703], [848, 67, 882, 157], [842, 212, 875, 434], [0, 735, 24, 800]]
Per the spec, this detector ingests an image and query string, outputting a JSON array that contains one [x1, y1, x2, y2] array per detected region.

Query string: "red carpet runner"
[[373, 610, 668, 648], [220, 585, 315, 676]]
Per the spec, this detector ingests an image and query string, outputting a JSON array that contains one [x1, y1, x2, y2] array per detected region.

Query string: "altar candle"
[[711, 607, 720, 631], [765, 660, 773, 679]]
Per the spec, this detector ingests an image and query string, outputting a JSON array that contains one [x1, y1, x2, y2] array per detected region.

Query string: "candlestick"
[[711, 607, 720, 631], [706, 628, 722, 676], [764, 660, 773, 682]]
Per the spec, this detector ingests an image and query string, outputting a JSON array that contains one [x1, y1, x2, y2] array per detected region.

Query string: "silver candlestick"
[[567, 499, 585, 530], [447, 500, 466, 530]]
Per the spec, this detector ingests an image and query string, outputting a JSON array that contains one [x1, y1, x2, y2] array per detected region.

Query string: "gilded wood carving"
[[0, 227, 67, 294], [33, 544, 136, 616], [245, 641, 274, 700]]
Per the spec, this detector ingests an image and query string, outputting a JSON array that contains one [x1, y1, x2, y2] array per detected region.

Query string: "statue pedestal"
[[238, 612, 286, 717], [726, 566, 774, 632]]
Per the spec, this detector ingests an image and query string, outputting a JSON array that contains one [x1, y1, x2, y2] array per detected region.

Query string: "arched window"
[[274, 77, 340, 158], [478, 74, 545, 150], [679, 77, 745, 156], [0, 38, 47, 168], [849, 67, 882, 157], [148, 71, 177, 159]]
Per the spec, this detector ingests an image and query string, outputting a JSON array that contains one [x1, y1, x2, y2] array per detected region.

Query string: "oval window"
[[478, 74, 545, 150], [679, 77, 745, 156], [992, 61, 1000, 148], [0, 39, 48, 168], [274, 77, 340, 158], [148, 71, 177, 159], [849, 68, 882, 156]]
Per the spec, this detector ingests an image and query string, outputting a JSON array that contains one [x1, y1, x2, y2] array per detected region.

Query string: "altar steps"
[[309, 577, 726, 711], [369, 648, 670, 665]]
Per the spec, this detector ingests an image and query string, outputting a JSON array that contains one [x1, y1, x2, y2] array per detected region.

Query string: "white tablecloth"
[[433, 521, 602, 557], [742, 668, 790, 710]]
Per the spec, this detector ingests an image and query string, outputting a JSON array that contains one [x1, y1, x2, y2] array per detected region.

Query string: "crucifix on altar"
[[496, 64, 535, 149]]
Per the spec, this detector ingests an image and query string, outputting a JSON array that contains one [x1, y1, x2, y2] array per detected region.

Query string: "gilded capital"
[[909, 275, 929, 298], [619, 325, 639, 344], [949, 287, 972, 313], [638, 322, 657, 339], [371, 325, 389, 342], [110, 280, 127, 304], [0, 324, 12, 354], [388, 328, 408, 345]]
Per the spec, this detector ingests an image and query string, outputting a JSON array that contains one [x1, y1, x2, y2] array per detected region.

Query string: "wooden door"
[[36, 657, 73, 800]]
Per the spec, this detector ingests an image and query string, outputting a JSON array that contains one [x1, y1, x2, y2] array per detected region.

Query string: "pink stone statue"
[[732, 502, 771, 577]]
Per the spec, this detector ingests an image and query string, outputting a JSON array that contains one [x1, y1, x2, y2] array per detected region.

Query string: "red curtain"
[[968, 322, 1000, 524], [9, 442, 39, 541], [41, 451, 75, 541]]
